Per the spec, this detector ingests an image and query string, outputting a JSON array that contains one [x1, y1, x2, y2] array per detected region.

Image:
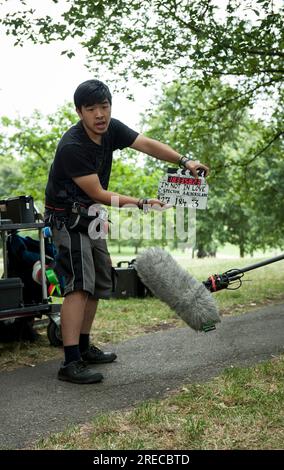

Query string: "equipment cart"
[[0, 219, 62, 346]]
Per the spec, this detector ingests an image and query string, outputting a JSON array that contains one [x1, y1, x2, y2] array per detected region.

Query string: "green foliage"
[[0, 0, 283, 193], [0, 160, 23, 199], [143, 78, 284, 255], [108, 153, 164, 252], [2, 1, 282, 80], [0, 103, 77, 206], [1, 1, 282, 106], [109, 151, 162, 197], [0, 78, 282, 255]]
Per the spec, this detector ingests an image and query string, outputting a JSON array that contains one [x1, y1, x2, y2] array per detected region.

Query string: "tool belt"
[[45, 202, 108, 235]]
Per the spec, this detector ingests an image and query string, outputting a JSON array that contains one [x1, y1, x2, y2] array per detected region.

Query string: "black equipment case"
[[0, 278, 24, 310], [112, 260, 149, 299], [0, 196, 35, 224]]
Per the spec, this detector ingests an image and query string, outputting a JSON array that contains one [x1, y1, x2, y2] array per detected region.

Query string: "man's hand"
[[184, 160, 209, 178]]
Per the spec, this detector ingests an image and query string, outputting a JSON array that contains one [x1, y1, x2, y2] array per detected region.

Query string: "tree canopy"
[[0, 104, 78, 203], [143, 78, 284, 255], [0, 0, 283, 255], [0, 78, 283, 255], [1, 0, 283, 153]]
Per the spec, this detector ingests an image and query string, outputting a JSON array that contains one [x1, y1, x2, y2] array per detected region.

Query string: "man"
[[45, 79, 209, 384]]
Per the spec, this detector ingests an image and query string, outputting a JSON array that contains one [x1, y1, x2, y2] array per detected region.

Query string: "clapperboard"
[[158, 168, 209, 209]]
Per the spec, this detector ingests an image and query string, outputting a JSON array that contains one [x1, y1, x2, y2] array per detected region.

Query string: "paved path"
[[0, 304, 283, 449]]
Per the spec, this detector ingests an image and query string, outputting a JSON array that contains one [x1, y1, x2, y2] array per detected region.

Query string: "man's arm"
[[73, 173, 164, 208], [130, 135, 209, 178]]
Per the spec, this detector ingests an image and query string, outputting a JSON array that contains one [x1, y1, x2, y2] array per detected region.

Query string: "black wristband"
[[138, 198, 150, 212], [138, 198, 149, 210], [178, 156, 192, 169]]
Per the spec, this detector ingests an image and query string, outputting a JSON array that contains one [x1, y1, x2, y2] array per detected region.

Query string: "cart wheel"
[[47, 320, 62, 347]]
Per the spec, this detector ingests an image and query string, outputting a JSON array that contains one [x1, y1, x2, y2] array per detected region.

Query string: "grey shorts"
[[52, 223, 113, 299]]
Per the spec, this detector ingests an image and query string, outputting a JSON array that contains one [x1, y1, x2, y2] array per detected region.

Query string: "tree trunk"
[[239, 244, 245, 258]]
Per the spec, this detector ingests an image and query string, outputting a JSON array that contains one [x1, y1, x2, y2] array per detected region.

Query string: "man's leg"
[[61, 290, 89, 346], [52, 225, 103, 383], [78, 237, 117, 364], [80, 297, 117, 364], [80, 298, 99, 334], [57, 290, 103, 383], [79, 297, 99, 354]]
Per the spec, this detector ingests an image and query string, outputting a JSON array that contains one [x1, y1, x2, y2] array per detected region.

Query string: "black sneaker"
[[58, 359, 103, 384], [81, 345, 117, 364]]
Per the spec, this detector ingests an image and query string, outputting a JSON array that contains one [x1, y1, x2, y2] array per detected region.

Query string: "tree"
[[0, 104, 77, 206], [0, 161, 23, 199], [108, 151, 165, 253], [143, 78, 284, 255], [1, 0, 283, 153]]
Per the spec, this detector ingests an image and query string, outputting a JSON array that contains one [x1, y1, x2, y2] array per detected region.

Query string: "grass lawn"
[[0, 249, 283, 450], [34, 355, 284, 450], [0, 253, 283, 371]]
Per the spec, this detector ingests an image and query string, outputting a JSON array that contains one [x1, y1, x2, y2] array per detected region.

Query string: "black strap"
[[45, 203, 88, 216]]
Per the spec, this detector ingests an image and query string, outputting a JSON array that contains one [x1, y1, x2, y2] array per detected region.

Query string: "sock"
[[64, 345, 80, 365], [79, 333, 90, 353]]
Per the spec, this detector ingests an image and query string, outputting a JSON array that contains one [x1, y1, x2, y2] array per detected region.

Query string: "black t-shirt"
[[45, 118, 139, 208]]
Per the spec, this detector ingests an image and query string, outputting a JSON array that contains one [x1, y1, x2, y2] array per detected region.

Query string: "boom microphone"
[[135, 247, 221, 332]]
